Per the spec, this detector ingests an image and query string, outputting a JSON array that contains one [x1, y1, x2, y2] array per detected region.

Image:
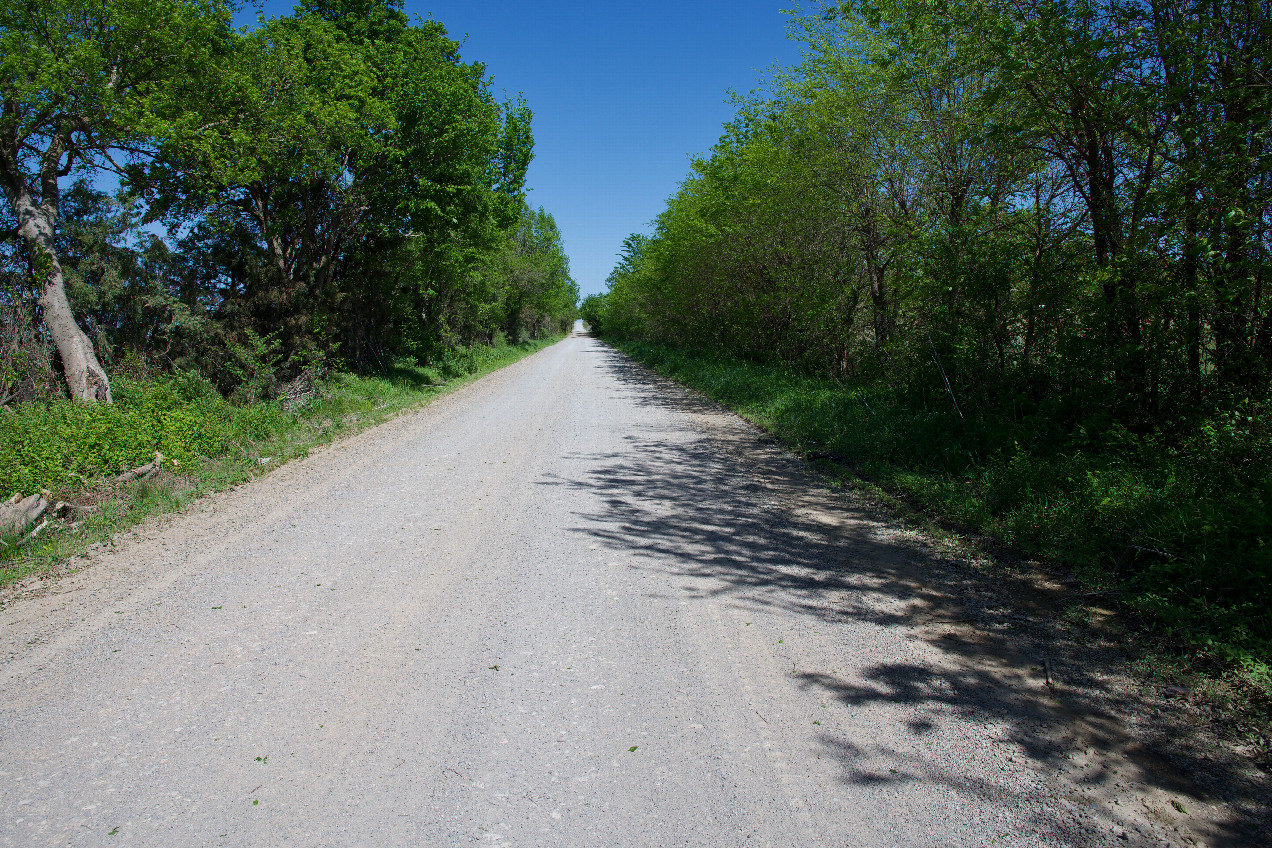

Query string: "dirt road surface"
[[0, 332, 1261, 847]]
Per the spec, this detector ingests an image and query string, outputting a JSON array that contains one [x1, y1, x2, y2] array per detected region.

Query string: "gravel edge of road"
[[0, 334, 569, 607], [607, 338, 1272, 847]]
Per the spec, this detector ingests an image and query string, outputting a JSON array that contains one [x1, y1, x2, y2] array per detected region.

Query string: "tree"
[[494, 207, 578, 341], [150, 12, 385, 362], [0, 0, 232, 400], [150, 0, 536, 367]]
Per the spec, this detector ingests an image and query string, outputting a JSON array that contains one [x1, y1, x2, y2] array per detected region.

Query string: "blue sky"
[[238, 1, 806, 297]]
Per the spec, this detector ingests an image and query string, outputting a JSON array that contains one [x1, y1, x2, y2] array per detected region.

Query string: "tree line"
[[2, 0, 578, 405], [586, 0, 1271, 430], [583, 0, 1272, 643]]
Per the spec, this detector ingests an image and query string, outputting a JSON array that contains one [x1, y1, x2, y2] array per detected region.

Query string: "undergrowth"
[[0, 335, 562, 585], [611, 338, 1272, 692]]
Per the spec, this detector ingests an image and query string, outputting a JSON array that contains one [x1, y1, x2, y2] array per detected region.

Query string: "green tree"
[[0, 0, 232, 401], [153, 11, 385, 362], [147, 0, 536, 368]]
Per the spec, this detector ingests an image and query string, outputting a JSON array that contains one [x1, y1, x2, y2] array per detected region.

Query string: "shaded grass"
[[611, 338, 1272, 697], [0, 335, 562, 587]]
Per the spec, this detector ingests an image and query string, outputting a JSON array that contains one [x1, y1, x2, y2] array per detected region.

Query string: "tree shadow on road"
[[550, 342, 1269, 847]]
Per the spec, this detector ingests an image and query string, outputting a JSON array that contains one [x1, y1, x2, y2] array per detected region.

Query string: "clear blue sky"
[[239, 1, 805, 297]]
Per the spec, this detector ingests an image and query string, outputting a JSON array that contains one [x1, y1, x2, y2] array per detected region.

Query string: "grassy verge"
[[0, 335, 563, 587], [610, 337, 1271, 757]]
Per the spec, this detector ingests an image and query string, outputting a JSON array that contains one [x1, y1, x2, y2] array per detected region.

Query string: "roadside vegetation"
[[1, 0, 577, 569], [584, 0, 1272, 725], [0, 334, 561, 584]]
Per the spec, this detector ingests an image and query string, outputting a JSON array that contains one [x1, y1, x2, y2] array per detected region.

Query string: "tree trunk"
[[1181, 164, 1202, 397], [12, 194, 112, 402]]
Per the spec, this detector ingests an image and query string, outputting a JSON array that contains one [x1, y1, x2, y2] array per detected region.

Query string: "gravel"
[[0, 332, 1258, 847]]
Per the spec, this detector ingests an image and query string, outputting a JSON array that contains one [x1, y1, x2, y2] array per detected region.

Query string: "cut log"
[[115, 451, 163, 484], [1, 493, 49, 536]]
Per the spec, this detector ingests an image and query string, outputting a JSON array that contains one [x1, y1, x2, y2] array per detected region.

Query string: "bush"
[[0, 371, 289, 496]]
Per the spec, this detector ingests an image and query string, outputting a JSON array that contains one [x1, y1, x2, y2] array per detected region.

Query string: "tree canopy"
[[597, 0, 1272, 417], [1, 0, 577, 403], [591, 0, 1272, 644]]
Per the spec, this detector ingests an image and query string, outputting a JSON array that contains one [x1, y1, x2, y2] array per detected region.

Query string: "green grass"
[[611, 338, 1272, 685], [0, 335, 563, 586]]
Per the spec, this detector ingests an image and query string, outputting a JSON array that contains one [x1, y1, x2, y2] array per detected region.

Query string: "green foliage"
[[222, 331, 283, 405], [598, 0, 1272, 661], [2, 0, 566, 402], [474, 206, 580, 343], [579, 294, 608, 334], [0, 0, 237, 398], [142, 2, 532, 366], [0, 371, 277, 497], [605, 0, 1272, 407], [0, 0, 234, 161]]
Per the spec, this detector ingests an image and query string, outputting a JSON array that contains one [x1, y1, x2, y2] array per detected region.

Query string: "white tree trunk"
[[12, 194, 112, 402]]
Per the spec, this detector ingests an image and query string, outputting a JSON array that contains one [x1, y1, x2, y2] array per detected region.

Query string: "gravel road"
[[0, 332, 1255, 847]]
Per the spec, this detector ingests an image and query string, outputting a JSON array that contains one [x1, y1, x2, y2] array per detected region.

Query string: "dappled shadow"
[[550, 342, 1269, 846], [351, 359, 441, 390]]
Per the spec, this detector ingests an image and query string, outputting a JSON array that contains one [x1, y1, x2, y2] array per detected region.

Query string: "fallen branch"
[[1127, 544, 1179, 562], [280, 367, 328, 412], [21, 518, 48, 545], [115, 451, 162, 484]]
